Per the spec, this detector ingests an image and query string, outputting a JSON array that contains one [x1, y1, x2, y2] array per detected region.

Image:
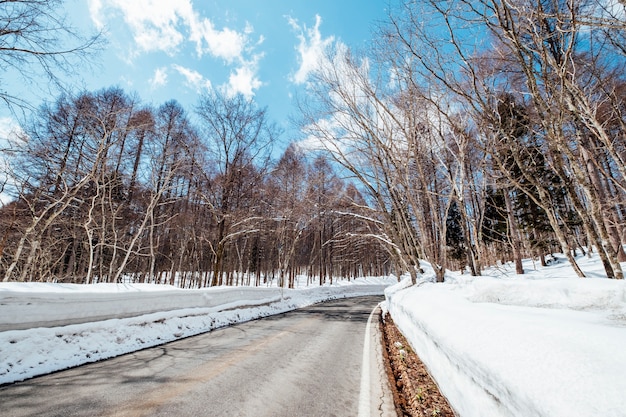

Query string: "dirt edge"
[[379, 313, 456, 417]]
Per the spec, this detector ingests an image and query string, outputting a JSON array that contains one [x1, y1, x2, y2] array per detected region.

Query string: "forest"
[[1, 0, 626, 285]]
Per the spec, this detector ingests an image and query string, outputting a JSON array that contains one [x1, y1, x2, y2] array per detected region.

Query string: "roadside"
[[380, 314, 456, 417]]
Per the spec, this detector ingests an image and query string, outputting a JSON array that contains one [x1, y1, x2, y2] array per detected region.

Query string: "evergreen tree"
[[445, 200, 466, 266], [482, 186, 508, 246]]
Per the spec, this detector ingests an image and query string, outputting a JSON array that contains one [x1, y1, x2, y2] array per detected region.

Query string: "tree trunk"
[[503, 189, 524, 275]]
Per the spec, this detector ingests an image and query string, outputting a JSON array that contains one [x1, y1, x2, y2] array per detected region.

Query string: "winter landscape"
[[2, 253, 625, 416], [2, 1, 626, 416]]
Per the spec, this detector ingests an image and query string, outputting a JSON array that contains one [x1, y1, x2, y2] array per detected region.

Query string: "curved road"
[[1, 296, 395, 417]]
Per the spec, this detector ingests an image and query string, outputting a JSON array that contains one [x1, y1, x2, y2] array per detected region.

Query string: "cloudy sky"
[[21, 0, 385, 138]]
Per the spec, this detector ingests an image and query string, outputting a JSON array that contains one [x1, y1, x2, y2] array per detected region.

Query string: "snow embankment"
[[1, 285, 282, 331], [0, 277, 393, 385], [384, 259, 626, 417]]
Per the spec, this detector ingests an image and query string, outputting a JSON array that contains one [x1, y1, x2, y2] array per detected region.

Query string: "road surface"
[[1, 296, 395, 417]]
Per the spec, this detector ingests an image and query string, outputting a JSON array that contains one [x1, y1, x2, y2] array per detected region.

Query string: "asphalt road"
[[1, 296, 395, 417]]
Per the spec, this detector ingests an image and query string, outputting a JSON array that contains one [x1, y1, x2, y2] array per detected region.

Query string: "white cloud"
[[89, 0, 264, 96], [172, 65, 212, 92], [0, 117, 24, 147], [88, 0, 104, 29], [89, 0, 254, 62], [188, 18, 246, 63], [287, 15, 335, 85], [0, 117, 25, 204], [149, 67, 168, 89], [89, 0, 189, 55], [224, 55, 263, 99]]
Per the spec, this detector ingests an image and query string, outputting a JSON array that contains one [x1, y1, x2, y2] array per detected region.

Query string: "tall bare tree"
[[383, 0, 626, 279], [195, 91, 277, 286], [299, 44, 457, 282]]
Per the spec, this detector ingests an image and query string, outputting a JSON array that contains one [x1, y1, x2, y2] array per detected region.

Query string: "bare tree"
[[0, 0, 102, 113], [266, 144, 309, 287], [195, 91, 277, 286], [382, 0, 626, 279], [299, 43, 457, 283], [0, 89, 200, 284]]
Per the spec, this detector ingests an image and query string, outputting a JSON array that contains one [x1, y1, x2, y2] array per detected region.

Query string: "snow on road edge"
[[383, 268, 626, 417], [1, 283, 389, 385]]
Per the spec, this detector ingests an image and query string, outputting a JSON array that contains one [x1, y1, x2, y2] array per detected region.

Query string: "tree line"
[[300, 0, 626, 282], [0, 87, 391, 285]]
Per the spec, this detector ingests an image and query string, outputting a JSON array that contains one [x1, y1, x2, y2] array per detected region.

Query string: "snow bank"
[[0, 277, 394, 384], [384, 256, 626, 417], [0, 285, 284, 331]]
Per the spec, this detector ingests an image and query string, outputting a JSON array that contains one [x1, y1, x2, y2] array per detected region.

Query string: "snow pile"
[[0, 277, 394, 384], [384, 255, 626, 417]]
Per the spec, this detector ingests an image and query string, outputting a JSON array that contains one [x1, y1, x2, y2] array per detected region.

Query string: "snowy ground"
[[2, 255, 626, 417], [0, 277, 393, 385], [384, 254, 626, 417]]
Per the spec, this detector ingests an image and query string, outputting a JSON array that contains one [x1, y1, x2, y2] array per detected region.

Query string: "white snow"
[[2, 254, 626, 417], [384, 255, 626, 417], [0, 277, 393, 385]]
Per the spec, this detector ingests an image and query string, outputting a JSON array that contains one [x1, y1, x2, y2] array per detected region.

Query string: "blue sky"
[[0, 0, 388, 199], [11, 0, 386, 142]]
